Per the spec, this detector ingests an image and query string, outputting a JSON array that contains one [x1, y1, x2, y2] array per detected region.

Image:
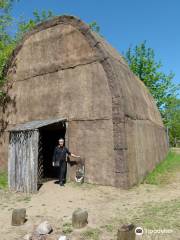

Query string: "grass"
[[62, 222, 73, 234], [102, 224, 114, 233], [104, 199, 180, 237], [144, 150, 180, 185], [81, 228, 101, 240], [0, 170, 8, 189], [131, 199, 180, 230]]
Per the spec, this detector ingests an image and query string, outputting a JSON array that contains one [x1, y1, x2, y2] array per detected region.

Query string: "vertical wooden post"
[[65, 120, 70, 181], [8, 132, 16, 191], [117, 224, 136, 240]]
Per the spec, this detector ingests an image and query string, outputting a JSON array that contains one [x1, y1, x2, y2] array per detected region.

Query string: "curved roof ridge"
[[3, 15, 163, 127], [3, 15, 128, 77]]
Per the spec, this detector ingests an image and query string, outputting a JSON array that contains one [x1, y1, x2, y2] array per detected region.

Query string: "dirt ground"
[[0, 172, 180, 240]]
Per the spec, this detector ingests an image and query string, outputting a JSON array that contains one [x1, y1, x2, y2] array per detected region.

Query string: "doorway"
[[38, 121, 67, 186], [8, 118, 67, 193]]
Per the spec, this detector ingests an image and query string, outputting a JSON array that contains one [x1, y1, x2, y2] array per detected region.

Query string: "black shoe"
[[59, 182, 64, 186]]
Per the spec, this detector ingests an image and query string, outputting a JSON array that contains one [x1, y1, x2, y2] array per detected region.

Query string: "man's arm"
[[66, 147, 80, 158], [70, 153, 81, 158]]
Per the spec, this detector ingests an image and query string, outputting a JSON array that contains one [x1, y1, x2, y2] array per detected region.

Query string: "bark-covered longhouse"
[[0, 16, 168, 192]]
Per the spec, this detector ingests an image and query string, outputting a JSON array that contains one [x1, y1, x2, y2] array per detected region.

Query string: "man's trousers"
[[59, 160, 67, 183]]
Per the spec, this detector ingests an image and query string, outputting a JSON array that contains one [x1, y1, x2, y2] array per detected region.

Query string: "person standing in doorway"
[[52, 138, 80, 186]]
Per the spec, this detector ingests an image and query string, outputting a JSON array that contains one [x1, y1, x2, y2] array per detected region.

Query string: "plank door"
[[8, 130, 39, 193]]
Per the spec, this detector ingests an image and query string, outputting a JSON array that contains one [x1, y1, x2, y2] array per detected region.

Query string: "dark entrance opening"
[[38, 121, 66, 185], [8, 118, 67, 193]]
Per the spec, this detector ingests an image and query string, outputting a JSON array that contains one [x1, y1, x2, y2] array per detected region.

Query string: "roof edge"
[[3, 15, 91, 78], [8, 118, 67, 132]]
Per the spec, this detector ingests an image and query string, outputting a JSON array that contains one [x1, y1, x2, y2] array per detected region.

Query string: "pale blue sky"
[[11, 0, 180, 91]]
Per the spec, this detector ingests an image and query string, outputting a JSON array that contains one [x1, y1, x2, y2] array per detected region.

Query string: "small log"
[[72, 208, 88, 228], [11, 208, 26, 226], [117, 224, 135, 240], [32, 235, 47, 240]]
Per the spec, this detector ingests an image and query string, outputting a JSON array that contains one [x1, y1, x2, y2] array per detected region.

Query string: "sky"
[[11, 0, 180, 91]]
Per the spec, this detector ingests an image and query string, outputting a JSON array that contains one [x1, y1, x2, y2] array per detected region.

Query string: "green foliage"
[[162, 98, 180, 146], [0, 170, 8, 189], [101, 224, 114, 232], [89, 21, 100, 33], [144, 151, 180, 185], [0, 0, 17, 11], [62, 222, 73, 234], [0, 41, 15, 83], [124, 41, 180, 144], [124, 41, 179, 109], [0, 1, 19, 40], [0, 0, 16, 100], [81, 228, 101, 240], [16, 9, 54, 40], [0, 1, 54, 102]]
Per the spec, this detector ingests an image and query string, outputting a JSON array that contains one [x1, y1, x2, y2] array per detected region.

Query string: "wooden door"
[[8, 130, 39, 193]]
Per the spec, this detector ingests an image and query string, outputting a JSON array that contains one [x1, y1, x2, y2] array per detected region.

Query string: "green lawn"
[[144, 150, 180, 185], [132, 199, 180, 230]]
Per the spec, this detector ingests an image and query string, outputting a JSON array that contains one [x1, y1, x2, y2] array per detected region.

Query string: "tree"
[[124, 41, 180, 145], [162, 98, 180, 146], [124, 41, 179, 109], [0, 0, 16, 91], [16, 9, 54, 40], [89, 21, 100, 33], [0, 1, 54, 103]]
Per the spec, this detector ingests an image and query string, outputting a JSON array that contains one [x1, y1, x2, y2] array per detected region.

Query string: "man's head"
[[59, 138, 64, 147]]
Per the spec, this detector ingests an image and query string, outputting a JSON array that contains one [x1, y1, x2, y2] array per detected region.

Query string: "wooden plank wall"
[[8, 130, 39, 193]]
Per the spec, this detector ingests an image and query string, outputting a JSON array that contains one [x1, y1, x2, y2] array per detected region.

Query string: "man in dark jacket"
[[52, 138, 80, 186]]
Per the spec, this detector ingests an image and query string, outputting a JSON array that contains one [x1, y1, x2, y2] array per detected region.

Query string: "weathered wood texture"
[[117, 224, 135, 240], [8, 130, 39, 193]]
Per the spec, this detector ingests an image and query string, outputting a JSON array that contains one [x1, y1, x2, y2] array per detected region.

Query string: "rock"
[[72, 208, 88, 228], [23, 233, 32, 240], [11, 208, 26, 226], [35, 221, 53, 235], [117, 224, 135, 240], [58, 236, 68, 240]]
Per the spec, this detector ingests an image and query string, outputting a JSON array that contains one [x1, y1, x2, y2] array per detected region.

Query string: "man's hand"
[[71, 153, 81, 158]]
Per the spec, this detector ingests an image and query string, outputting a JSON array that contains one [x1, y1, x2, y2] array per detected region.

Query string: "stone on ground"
[[23, 233, 32, 240], [11, 208, 26, 226], [58, 236, 68, 240], [72, 208, 88, 228], [35, 221, 53, 235]]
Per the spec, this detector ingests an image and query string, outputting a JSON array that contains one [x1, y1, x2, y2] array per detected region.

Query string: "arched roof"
[[4, 15, 163, 127]]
